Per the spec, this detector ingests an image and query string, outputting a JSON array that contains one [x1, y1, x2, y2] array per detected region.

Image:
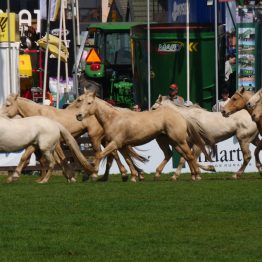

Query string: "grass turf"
[[0, 172, 262, 262]]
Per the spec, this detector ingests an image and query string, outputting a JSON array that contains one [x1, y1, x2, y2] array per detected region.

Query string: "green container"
[[131, 24, 216, 111]]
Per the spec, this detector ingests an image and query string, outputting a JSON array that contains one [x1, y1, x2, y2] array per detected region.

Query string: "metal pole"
[[75, 0, 80, 46], [6, 0, 12, 94], [186, 0, 190, 101], [56, 0, 64, 108], [71, 0, 78, 97], [215, 0, 219, 111], [147, 0, 151, 109], [43, 0, 52, 102], [62, 1, 69, 103]]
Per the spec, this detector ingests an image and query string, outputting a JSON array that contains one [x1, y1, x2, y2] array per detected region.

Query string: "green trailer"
[[131, 23, 221, 111]]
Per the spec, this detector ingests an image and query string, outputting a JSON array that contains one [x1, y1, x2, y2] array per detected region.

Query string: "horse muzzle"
[[76, 113, 83, 121], [246, 102, 255, 110], [221, 110, 230, 118]]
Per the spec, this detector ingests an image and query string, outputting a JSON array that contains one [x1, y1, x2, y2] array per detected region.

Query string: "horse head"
[[251, 102, 262, 122], [76, 89, 96, 121], [221, 87, 249, 117], [4, 93, 19, 118], [246, 88, 262, 110]]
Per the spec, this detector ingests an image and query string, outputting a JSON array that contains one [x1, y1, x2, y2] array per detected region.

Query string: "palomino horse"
[[3, 94, 146, 182], [1, 115, 93, 183], [76, 90, 215, 181], [246, 88, 262, 123], [152, 95, 261, 179], [222, 87, 262, 174]]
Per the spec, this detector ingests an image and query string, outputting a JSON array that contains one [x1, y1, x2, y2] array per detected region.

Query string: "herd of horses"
[[0, 87, 261, 183]]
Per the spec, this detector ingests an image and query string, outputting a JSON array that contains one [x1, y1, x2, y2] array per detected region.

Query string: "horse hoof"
[[36, 180, 47, 184], [91, 174, 98, 182], [170, 175, 177, 181], [174, 173, 180, 178], [196, 175, 202, 181], [82, 174, 90, 182], [130, 177, 137, 183], [232, 174, 238, 180], [191, 175, 196, 181], [69, 177, 77, 183], [98, 176, 109, 182], [139, 175, 145, 181], [6, 176, 16, 183], [154, 175, 161, 181], [121, 175, 129, 182]]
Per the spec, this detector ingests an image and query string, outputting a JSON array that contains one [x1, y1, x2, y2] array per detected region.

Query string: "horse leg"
[[98, 150, 128, 182], [192, 146, 216, 172], [254, 139, 262, 176], [86, 136, 104, 181], [37, 151, 56, 184], [233, 139, 252, 179], [119, 147, 139, 183], [155, 135, 173, 180], [6, 145, 35, 183], [173, 142, 201, 181], [112, 150, 128, 181], [54, 144, 76, 183], [173, 156, 186, 178]]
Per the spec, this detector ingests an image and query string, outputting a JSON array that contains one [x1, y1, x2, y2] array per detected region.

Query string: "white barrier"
[[98, 136, 260, 174], [0, 150, 36, 167], [0, 136, 259, 174]]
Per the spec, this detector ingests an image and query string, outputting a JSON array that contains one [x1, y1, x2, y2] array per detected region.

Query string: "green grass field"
[[0, 172, 262, 262]]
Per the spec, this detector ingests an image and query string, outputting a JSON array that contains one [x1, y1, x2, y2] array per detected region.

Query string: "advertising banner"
[[98, 136, 260, 175]]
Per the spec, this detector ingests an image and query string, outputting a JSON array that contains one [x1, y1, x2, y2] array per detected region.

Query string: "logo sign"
[[158, 41, 184, 54], [172, 1, 188, 22], [86, 48, 101, 63], [51, 28, 69, 37]]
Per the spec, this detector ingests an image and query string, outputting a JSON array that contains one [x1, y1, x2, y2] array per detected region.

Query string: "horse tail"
[[126, 146, 149, 164], [185, 116, 215, 162], [58, 124, 95, 173]]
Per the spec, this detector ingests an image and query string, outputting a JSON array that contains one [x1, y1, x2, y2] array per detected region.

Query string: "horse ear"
[[158, 94, 162, 102], [92, 91, 96, 98], [84, 87, 88, 94], [14, 93, 19, 100], [240, 87, 245, 94]]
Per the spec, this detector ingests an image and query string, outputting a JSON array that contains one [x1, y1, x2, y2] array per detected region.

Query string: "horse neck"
[[94, 99, 118, 128], [17, 98, 41, 117]]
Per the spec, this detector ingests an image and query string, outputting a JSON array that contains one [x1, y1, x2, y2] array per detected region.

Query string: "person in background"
[[225, 54, 236, 95], [132, 104, 141, 112], [168, 83, 184, 105], [212, 88, 231, 112]]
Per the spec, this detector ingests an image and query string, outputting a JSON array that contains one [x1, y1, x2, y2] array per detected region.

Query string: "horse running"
[[3, 94, 145, 182], [152, 95, 261, 178], [222, 88, 262, 174], [76, 90, 214, 181], [0, 115, 93, 183], [246, 88, 262, 124]]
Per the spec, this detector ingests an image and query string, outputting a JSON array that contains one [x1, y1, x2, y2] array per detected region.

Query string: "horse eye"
[[88, 102, 91, 105]]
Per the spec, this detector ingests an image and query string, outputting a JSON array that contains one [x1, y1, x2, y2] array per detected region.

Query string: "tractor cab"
[[84, 22, 141, 108]]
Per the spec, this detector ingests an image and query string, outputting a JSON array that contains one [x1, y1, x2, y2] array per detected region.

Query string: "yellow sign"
[[189, 42, 198, 52], [86, 48, 101, 63], [0, 13, 19, 42], [19, 54, 32, 77]]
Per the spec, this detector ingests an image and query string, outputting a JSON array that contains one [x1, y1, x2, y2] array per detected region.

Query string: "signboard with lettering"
[[0, 13, 19, 42], [168, 0, 225, 24], [98, 136, 260, 175]]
